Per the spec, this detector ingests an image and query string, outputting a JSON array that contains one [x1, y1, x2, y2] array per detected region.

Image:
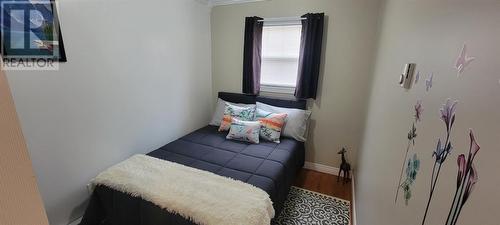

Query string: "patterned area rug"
[[273, 186, 351, 225]]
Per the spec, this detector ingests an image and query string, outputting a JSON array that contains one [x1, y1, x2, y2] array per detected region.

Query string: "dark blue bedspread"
[[80, 125, 305, 225]]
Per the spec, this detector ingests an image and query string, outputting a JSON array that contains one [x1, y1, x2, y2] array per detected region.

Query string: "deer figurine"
[[337, 147, 351, 183]]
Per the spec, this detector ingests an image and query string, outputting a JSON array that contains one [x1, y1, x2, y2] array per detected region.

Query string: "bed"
[[80, 92, 306, 225]]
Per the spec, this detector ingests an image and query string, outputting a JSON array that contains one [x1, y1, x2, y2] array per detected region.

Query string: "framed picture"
[[0, 0, 66, 62]]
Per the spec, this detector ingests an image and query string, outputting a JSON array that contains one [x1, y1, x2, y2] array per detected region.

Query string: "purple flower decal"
[[463, 163, 478, 204], [415, 100, 423, 122], [440, 99, 458, 131], [456, 154, 466, 188], [433, 139, 444, 161], [469, 130, 480, 159], [422, 99, 458, 225], [445, 129, 482, 225], [433, 138, 452, 164]]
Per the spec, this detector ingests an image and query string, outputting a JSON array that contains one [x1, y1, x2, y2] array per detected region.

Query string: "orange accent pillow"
[[256, 109, 287, 143]]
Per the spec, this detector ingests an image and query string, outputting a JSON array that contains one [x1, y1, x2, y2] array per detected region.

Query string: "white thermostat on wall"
[[399, 63, 416, 89]]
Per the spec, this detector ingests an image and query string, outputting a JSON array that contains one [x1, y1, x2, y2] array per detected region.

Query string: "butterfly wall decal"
[[415, 71, 420, 84], [425, 73, 433, 92], [455, 44, 475, 76]]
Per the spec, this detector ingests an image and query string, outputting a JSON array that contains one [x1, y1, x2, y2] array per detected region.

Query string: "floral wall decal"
[[455, 44, 475, 76], [401, 154, 420, 205], [425, 73, 434, 92], [395, 100, 423, 204], [444, 129, 481, 225], [421, 99, 458, 225], [414, 100, 423, 122]]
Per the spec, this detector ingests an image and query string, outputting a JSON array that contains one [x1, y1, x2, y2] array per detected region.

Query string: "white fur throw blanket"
[[90, 154, 274, 225]]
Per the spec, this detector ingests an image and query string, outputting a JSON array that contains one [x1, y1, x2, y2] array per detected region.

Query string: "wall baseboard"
[[303, 161, 342, 176]]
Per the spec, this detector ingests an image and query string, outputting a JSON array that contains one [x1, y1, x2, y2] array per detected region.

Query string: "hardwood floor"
[[294, 168, 353, 202], [294, 168, 354, 221]]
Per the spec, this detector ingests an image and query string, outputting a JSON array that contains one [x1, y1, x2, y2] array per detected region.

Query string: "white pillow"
[[256, 102, 311, 142], [209, 98, 256, 126]]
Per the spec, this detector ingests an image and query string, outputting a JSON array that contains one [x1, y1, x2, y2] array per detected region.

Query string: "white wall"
[[356, 1, 500, 225], [5, 0, 213, 224], [211, 0, 383, 168]]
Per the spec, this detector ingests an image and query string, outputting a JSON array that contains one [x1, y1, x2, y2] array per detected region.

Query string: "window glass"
[[261, 25, 302, 88]]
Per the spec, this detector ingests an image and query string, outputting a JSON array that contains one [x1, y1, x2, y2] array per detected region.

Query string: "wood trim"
[[0, 70, 49, 225], [351, 173, 357, 225]]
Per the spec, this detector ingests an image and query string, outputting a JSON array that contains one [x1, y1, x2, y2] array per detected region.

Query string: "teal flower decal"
[[401, 154, 420, 205], [395, 100, 423, 204]]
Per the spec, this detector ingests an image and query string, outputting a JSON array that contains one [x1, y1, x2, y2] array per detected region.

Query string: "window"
[[260, 23, 302, 94]]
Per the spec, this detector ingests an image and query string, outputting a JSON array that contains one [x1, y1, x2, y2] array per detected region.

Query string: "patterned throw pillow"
[[209, 98, 255, 126], [256, 109, 288, 143], [226, 118, 261, 144], [219, 103, 256, 132]]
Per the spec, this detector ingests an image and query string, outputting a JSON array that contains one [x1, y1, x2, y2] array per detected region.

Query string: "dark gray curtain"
[[242, 17, 263, 95], [295, 13, 325, 99]]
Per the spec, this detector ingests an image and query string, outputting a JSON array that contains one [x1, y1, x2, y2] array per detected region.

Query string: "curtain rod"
[[257, 17, 306, 22]]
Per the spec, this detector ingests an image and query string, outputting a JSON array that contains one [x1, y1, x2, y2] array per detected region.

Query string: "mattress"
[[80, 125, 305, 225]]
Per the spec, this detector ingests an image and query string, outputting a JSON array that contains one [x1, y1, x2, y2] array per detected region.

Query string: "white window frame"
[[260, 20, 302, 96]]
